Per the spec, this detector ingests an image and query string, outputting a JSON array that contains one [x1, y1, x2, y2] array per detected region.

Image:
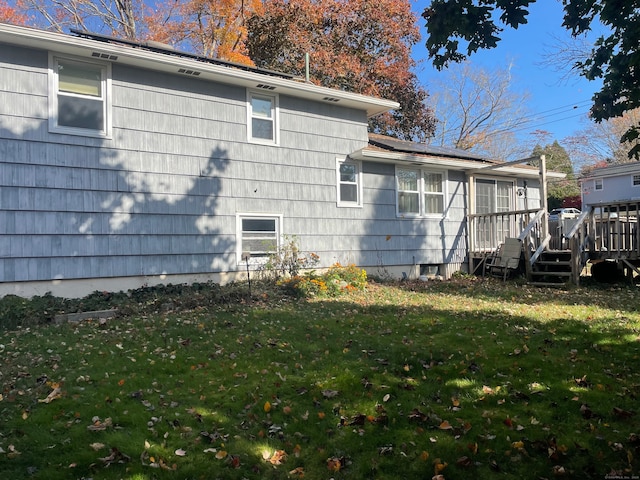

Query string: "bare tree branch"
[[429, 60, 530, 160]]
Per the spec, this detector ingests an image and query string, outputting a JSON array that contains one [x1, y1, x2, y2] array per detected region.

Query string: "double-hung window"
[[594, 178, 603, 191], [337, 158, 362, 207], [49, 55, 111, 137], [633, 174, 640, 186], [396, 167, 446, 217], [423, 171, 444, 214], [248, 91, 278, 144], [237, 214, 282, 264]]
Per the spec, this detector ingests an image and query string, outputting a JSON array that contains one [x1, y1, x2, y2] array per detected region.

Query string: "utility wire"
[[479, 101, 591, 138]]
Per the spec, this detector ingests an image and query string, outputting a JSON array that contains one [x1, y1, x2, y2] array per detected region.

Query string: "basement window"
[[237, 214, 282, 264]]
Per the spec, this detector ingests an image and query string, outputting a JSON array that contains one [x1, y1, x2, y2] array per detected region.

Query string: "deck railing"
[[470, 202, 640, 283], [588, 202, 640, 259], [468, 208, 545, 254]]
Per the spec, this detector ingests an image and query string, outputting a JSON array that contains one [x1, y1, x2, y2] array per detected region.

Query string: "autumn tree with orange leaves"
[[246, 0, 436, 141], [0, 0, 27, 24], [147, 0, 261, 63]]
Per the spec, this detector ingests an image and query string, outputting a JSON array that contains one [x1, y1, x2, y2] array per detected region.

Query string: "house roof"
[[368, 133, 490, 162], [580, 162, 640, 179], [353, 134, 566, 179], [0, 23, 399, 118]]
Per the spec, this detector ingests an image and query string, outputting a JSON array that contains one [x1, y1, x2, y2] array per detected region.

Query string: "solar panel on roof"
[[369, 135, 488, 161], [70, 29, 295, 80]]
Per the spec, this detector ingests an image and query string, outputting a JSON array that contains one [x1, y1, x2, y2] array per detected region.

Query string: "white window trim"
[[395, 166, 448, 218], [633, 174, 640, 187], [336, 157, 363, 207], [48, 53, 112, 138], [247, 90, 279, 145], [594, 178, 603, 191], [236, 213, 283, 265]]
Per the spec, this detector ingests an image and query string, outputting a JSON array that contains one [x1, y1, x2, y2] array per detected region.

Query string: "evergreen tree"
[[532, 142, 580, 210]]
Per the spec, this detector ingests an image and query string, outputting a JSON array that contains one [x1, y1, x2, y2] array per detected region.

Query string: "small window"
[[49, 55, 111, 137], [237, 214, 282, 263], [396, 167, 446, 217], [594, 178, 603, 191], [337, 158, 362, 207], [248, 91, 278, 144], [633, 174, 640, 186]]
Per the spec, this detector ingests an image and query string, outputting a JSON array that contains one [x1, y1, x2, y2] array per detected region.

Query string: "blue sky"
[[412, 1, 604, 145]]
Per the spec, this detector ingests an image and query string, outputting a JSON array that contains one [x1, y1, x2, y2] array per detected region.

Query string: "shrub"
[[261, 236, 320, 279], [278, 263, 367, 298]]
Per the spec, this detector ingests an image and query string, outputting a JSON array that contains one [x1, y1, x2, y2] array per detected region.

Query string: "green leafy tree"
[[422, 0, 640, 158], [532, 141, 580, 210]]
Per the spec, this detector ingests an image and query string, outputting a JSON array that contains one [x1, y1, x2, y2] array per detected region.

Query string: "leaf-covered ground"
[[1, 278, 640, 479]]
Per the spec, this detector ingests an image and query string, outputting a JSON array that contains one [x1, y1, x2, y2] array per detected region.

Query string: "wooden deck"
[[469, 201, 640, 285]]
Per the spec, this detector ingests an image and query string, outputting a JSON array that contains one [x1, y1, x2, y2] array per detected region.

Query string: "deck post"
[[467, 172, 476, 273], [539, 155, 549, 243]]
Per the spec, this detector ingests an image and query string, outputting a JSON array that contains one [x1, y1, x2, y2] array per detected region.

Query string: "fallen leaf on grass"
[[322, 389, 339, 399], [378, 445, 393, 456], [38, 387, 62, 404], [439, 421, 453, 430], [433, 459, 448, 474], [99, 447, 130, 466], [87, 417, 113, 431], [174, 448, 187, 457], [327, 456, 345, 472], [551, 465, 566, 475], [408, 408, 427, 421], [289, 466, 305, 477], [613, 407, 634, 419], [89, 443, 106, 451], [268, 449, 287, 465], [580, 404, 594, 419], [149, 458, 177, 470], [7, 445, 21, 458], [229, 455, 241, 468]]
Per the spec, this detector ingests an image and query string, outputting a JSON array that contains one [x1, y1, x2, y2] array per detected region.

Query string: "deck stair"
[[528, 250, 573, 287]]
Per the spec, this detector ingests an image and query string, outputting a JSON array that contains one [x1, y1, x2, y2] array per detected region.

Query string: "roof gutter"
[[351, 148, 566, 179], [0, 23, 399, 118]]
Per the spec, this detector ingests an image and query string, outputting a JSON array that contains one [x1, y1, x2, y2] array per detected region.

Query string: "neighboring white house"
[[581, 162, 640, 207], [0, 23, 558, 298]]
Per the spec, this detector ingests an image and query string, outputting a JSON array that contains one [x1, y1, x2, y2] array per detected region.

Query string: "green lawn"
[[1, 278, 639, 479]]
